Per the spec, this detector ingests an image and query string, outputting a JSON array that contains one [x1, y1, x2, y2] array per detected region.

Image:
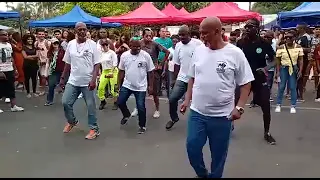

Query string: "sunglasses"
[[284, 36, 294, 39], [244, 24, 257, 29]]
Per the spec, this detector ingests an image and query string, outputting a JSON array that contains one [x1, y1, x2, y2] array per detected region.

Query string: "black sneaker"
[[138, 127, 146, 134], [165, 119, 179, 130], [120, 117, 130, 125], [264, 133, 276, 145], [99, 100, 106, 110]]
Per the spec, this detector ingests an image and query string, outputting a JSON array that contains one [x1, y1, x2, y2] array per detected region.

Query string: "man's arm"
[[118, 70, 125, 88], [184, 77, 194, 103], [236, 83, 251, 108]]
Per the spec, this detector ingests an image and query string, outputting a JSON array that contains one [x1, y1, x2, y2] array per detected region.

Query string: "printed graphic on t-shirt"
[[0, 45, 13, 72], [216, 61, 227, 73]]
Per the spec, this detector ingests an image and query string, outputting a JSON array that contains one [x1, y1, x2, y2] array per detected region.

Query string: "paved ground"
[[1, 84, 320, 178]]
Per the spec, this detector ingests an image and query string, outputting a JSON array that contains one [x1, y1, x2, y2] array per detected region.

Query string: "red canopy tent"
[[179, 7, 190, 15], [184, 2, 261, 23], [161, 3, 186, 17], [101, 2, 184, 25], [226, 2, 262, 21]]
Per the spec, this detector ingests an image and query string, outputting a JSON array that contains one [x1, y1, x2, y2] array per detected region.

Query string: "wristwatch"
[[235, 106, 244, 115]]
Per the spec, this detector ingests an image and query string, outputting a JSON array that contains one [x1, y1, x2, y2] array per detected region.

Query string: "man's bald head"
[[199, 17, 224, 49], [178, 25, 191, 44], [75, 22, 87, 29]]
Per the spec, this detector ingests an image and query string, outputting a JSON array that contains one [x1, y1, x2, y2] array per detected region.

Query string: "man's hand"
[[180, 100, 190, 115], [106, 74, 113, 78], [148, 86, 153, 96], [256, 68, 268, 77], [0, 72, 6, 80], [88, 80, 96, 91], [230, 108, 241, 121], [58, 78, 65, 89]]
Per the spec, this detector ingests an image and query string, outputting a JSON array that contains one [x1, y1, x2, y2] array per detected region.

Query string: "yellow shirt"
[[276, 44, 304, 75]]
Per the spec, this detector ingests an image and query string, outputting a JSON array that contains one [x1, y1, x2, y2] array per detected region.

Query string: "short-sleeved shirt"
[[140, 40, 166, 63], [188, 43, 255, 117], [276, 44, 304, 75], [309, 36, 320, 61], [168, 47, 175, 72], [0, 43, 13, 72], [118, 50, 155, 91], [63, 39, 101, 87], [173, 38, 203, 83], [155, 37, 172, 62], [237, 38, 275, 76], [100, 49, 118, 70], [295, 34, 311, 61]]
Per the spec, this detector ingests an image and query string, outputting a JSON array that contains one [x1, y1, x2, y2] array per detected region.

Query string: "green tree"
[[252, 2, 303, 14], [59, 2, 130, 17], [153, 2, 210, 12]]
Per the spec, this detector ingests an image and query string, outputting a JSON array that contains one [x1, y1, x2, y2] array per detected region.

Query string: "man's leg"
[[5, 71, 24, 111], [152, 70, 160, 118], [267, 70, 275, 101], [186, 109, 208, 178], [97, 70, 108, 110], [133, 90, 147, 133], [110, 68, 119, 110], [207, 116, 232, 178], [312, 61, 319, 90], [117, 86, 133, 125], [81, 86, 100, 139], [62, 83, 81, 132], [165, 80, 188, 130]]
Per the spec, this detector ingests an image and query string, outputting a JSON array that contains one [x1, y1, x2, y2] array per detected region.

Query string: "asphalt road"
[[0, 84, 320, 178]]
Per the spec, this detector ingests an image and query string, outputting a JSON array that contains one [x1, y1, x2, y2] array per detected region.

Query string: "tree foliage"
[[58, 2, 130, 17], [153, 2, 210, 12], [252, 2, 303, 14]]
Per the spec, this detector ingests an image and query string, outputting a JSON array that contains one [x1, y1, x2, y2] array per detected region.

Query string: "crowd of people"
[[1, 16, 320, 178]]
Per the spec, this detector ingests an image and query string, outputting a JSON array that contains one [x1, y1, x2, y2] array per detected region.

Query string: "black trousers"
[[235, 73, 271, 134], [23, 60, 39, 94]]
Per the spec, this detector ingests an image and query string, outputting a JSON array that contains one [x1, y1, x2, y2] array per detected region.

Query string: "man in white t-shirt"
[[117, 38, 155, 134], [59, 22, 102, 140], [180, 17, 254, 178], [0, 30, 24, 113], [165, 25, 203, 130], [166, 35, 180, 98]]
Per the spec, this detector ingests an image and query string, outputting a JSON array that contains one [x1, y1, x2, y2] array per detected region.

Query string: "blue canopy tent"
[[29, 5, 121, 28], [0, 11, 20, 19], [262, 14, 278, 30], [278, 2, 320, 29]]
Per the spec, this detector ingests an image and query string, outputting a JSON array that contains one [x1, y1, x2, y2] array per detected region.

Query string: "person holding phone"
[[59, 22, 101, 140], [275, 31, 304, 113]]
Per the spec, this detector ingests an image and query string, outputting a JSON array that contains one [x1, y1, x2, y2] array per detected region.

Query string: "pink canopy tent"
[[184, 2, 261, 23], [161, 3, 186, 17], [179, 7, 190, 15], [101, 2, 185, 25], [226, 2, 262, 21]]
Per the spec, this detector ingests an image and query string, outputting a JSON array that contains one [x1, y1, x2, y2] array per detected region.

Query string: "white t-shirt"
[[0, 42, 14, 72], [118, 50, 155, 91], [173, 38, 203, 83], [188, 43, 255, 117], [63, 39, 101, 87], [100, 49, 117, 70], [168, 47, 175, 72]]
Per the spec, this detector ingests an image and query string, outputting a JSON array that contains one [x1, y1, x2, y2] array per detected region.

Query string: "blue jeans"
[[117, 86, 146, 127], [186, 110, 232, 178], [46, 72, 62, 103], [276, 66, 297, 106], [62, 83, 99, 130], [169, 80, 188, 122]]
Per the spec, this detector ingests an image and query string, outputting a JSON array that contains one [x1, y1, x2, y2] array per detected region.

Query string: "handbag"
[[284, 44, 300, 78]]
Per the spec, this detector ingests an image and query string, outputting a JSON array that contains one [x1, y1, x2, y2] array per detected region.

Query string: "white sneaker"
[[5, 98, 10, 103], [11, 105, 24, 112], [275, 105, 281, 113], [38, 91, 45, 96], [0, 109, 3, 113], [290, 107, 296, 114], [315, 98, 320, 102], [131, 108, 138, 117], [26, 94, 32, 98], [153, 110, 160, 118], [78, 93, 83, 99]]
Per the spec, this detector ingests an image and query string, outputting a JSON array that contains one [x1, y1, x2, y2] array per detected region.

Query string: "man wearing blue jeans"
[[117, 39, 155, 134], [180, 17, 254, 178], [59, 22, 101, 140], [165, 25, 203, 130]]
